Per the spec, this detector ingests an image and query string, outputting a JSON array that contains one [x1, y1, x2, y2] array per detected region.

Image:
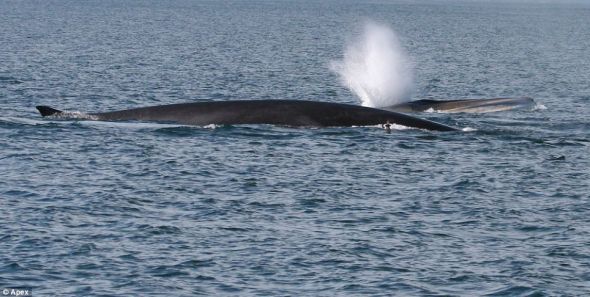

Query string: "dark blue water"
[[1, 0, 589, 296]]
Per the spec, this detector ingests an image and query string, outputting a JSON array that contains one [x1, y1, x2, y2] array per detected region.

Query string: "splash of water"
[[330, 22, 414, 108]]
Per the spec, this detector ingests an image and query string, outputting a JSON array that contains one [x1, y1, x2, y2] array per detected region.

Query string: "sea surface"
[[1, 0, 589, 296]]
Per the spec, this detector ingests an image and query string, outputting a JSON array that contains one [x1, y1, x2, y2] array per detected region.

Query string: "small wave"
[[351, 124, 412, 130], [0, 76, 23, 84], [389, 123, 412, 130], [203, 124, 220, 129], [77, 120, 184, 130], [533, 103, 547, 111], [7, 115, 190, 131], [484, 285, 539, 296], [462, 127, 477, 132], [0, 117, 49, 126]]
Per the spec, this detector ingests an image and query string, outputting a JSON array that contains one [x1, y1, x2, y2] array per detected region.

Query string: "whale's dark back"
[[89, 100, 456, 131], [382, 97, 535, 113], [36, 100, 458, 131]]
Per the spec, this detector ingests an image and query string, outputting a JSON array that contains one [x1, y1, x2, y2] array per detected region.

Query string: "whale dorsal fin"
[[36, 106, 63, 117]]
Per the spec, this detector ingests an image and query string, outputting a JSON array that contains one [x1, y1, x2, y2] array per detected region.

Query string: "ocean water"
[[1, 0, 589, 296]]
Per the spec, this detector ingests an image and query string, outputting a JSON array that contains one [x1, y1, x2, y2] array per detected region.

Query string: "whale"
[[36, 100, 458, 132], [382, 97, 535, 113]]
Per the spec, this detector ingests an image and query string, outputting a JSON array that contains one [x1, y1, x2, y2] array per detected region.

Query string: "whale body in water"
[[382, 97, 535, 113], [36, 100, 458, 132]]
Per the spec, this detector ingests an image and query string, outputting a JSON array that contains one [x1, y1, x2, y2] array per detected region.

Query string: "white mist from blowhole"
[[330, 22, 414, 108]]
